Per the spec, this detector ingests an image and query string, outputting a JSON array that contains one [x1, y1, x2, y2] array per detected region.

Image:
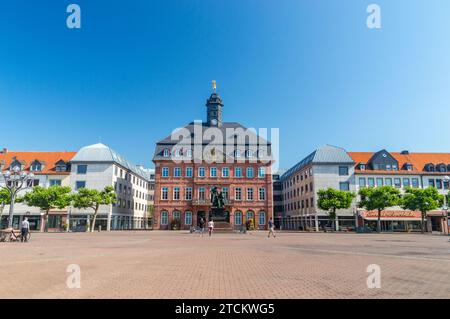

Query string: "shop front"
[[359, 210, 422, 232], [426, 211, 449, 235]]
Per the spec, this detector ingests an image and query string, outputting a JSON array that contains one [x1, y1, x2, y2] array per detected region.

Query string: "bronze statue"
[[210, 187, 225, 208]]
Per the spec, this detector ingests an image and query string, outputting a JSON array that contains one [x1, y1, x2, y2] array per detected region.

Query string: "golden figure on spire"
[[212, 80, 217, 92]]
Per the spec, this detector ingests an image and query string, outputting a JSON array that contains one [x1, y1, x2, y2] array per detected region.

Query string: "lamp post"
[[0, 166, 34, 229], [443, 176, 449, 235]]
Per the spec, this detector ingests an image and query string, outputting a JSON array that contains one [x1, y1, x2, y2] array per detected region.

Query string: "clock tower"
[[206, 80, 223, 127]]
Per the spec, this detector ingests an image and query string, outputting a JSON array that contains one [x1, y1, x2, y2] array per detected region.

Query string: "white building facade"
[[69, 143, 153, 231], [280, 146, 450, 234]]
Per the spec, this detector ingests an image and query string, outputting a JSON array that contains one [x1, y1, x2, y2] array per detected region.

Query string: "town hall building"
[[152, 86, 274, 230]]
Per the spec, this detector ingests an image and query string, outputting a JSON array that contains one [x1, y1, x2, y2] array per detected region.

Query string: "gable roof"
[[0, 151, 76, 175]]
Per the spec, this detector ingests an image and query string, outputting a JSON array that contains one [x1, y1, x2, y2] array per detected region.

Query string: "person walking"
[[208, 219, 214, 237], [268, 217, 276, 238], [199, 218, 205, 237], [21, 217, 30, 242]]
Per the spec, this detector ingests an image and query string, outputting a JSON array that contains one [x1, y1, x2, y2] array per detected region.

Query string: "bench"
[[0, 228, 21, 242]]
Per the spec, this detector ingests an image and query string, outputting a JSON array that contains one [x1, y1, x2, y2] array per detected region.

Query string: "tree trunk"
[[330, 209, 336, 232], [421, 212, 425, 234], [8, 195, 15, 229], [377, 209, 382, 233], [91, 206, 99, 232], [44, 210, 50, 232]]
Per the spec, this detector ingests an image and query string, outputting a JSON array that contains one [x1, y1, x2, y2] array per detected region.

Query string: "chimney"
[[0, 148, 7, 154], [401, 150, 409, 155]]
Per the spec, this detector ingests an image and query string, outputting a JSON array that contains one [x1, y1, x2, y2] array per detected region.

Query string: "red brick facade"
[[153, 161, 273, 230]]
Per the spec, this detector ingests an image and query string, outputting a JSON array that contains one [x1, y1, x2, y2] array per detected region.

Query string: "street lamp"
[[0, 168, 34, 229], [443, 176, 450, 235]]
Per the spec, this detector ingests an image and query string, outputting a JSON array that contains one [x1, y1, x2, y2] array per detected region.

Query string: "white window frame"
[[161, 187, 168, 200], [160, 211, 168, 225], [185, 211, 192, 225]]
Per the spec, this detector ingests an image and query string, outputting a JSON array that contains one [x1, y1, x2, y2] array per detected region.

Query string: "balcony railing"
[[191, 199, 234, 206]]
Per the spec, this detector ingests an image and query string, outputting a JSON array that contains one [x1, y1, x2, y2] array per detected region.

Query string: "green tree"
[[317, 188, 356, 231], [358, 186, 401, 233], [22, 186, 72, 232], [0, 187, 11, 222], [72, 186, 116, 232], [402, 187, 443, 234], [147, 204, 154, 229]]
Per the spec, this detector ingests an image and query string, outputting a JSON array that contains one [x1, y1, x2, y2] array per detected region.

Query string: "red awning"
[[360, 210, 422, 221]]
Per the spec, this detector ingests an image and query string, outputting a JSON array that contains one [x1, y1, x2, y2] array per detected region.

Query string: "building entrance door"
[[431, 216, 442, 232]]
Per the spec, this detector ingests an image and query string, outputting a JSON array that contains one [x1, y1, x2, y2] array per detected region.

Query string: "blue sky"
[[1, 0, 449, 171]]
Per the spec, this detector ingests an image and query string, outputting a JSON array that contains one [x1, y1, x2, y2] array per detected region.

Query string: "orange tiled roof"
[[0, 151, 76, 175], [348, 152, 450, 175]]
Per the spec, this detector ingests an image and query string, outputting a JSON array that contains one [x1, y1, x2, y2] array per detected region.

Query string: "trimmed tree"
[[22, 186, 72, 232], [358, 186, 401, 233], [0, 187, 10, 218], [317, 188, 356, 231], [402, 187, 443, 234], [72, 186, 116, 232]]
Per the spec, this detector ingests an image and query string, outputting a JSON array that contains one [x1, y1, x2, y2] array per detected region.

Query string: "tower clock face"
[[211, 119, 218, 126]]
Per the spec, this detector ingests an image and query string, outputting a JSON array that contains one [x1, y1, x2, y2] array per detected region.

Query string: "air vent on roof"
[[401, 150, 409, 155]]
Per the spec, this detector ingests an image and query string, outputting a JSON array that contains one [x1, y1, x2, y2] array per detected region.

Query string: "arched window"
[[245, 150, 253, 158], [160, 211, 168, 225], [163, 149, 170, 157], [259, 211, 266, 226], [173, 211, 181, 221], [185, 211, 192, 226], [234, 150, 241, 158], [235, 211, 242, 225]]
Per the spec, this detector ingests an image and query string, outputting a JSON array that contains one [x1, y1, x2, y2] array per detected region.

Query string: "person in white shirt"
[[208, 219, 214, 237], [21, 217, 30, 242]]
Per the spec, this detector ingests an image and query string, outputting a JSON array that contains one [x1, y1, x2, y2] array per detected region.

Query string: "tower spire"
[[206, 81, 224, 127]]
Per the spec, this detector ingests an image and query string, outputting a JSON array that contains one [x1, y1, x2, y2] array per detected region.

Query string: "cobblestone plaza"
[[0, 231, 448, 299]]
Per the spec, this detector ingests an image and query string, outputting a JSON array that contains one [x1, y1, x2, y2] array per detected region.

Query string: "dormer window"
[[9, 159, 23, 172], [437, 163, 447, 172], [55, 160, 67, 172], [30, 162, 42, 172], [163, 149, 170, 157], [425, 163, 435, 172], [405, 163, 413, 171], [174, 149, 182, 158], [359, 163, 366, 170]]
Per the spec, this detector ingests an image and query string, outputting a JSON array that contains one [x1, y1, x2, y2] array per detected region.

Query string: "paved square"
[[0, 231, 449, 298]]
